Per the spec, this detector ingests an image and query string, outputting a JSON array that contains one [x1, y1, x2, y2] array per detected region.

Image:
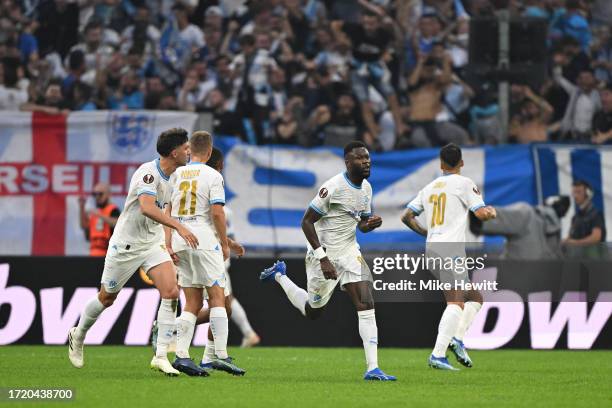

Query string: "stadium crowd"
[[0, 0, 610, 150]]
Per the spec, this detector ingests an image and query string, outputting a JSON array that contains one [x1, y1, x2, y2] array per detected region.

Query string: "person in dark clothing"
[[592, 84, 612, 144], [320, 93, 367, 147], [565, 180, 606, 244], [200, 88, 246, 139], [563, 180, 607, 259], [35, 0, 80, 59]]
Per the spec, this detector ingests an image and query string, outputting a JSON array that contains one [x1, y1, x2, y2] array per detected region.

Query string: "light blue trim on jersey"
[[137, 190, 157, 197], [309, 202, 327, 216], [407, 204, 422, 215], [155, 158, 170, 181], [210, 199, 226, 205], [470, 204, 485, 212], [188, 161, 204, 165], [343, 172, 362, 189]]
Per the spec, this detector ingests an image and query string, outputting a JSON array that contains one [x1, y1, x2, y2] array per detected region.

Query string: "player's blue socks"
[[364, 368, 397, 381]]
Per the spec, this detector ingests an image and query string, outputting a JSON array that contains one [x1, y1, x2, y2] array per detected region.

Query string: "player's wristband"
[[313, 247, 326, 260]]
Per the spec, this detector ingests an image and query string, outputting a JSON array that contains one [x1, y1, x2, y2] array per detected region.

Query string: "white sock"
[[275, 274, 308, 316], [202, 338, 215, 364], [358, 309, 379, 371], [75, 297, 106, 341], [432, 304, 463, 358], [175, 311, 197, 359], [210, 307, 229, 359], [455, 301, 482, 341], [156, 298, 178, 358], [230, 298, 254, 337]]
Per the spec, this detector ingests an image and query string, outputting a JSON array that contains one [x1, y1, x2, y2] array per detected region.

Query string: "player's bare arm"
[[138, 194, 199, 248], [401, 208, 428, 237], [211, 203, 230, 260], [358, 215, 383, 232], [563, 227, 602, 246], [301, 207, 337, 280], [474, 205, 497, 221], [228, 238, 245, 257], [163, 203, 179, 263]]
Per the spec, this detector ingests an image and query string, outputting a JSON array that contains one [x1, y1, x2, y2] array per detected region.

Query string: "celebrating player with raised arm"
[[167, 132, 246, 377], [68, 128, 198, 376], [401, 143, 496, 370], [260, 141, 396, 381]]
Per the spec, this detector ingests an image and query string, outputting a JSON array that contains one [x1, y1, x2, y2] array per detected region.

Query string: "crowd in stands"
[[0, 0, 610, 150]]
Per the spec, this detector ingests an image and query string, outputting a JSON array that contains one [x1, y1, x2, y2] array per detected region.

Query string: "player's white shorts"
[[305, 246, 372, 308], [101, 242, 172, 293], [224, 259, 233, 294], [425, 247, 470, 286], [176, 248, 226, 289], [202, 262, 232, 299]]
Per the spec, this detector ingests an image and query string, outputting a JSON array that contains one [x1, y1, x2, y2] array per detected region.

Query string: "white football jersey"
[[308, 172, 372, 256], [110, 159, 173, 247], [170, 162, 225, 251], [408, 173, 485, 243]]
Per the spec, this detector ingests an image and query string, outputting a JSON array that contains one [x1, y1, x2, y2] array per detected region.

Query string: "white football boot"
[[68, 327, 84, 368], [150, 356, 180, 376]]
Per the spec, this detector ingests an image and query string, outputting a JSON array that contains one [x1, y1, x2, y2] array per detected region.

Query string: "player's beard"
[[177, 154, 189, 167]]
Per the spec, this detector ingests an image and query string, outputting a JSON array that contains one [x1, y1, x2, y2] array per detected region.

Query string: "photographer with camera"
[[470, 195, 570, 259]]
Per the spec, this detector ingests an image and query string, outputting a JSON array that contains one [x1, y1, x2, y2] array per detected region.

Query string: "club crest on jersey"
[[319, 188, 328, 198], [143, 174, 154, 184], [473, 186, 481, 195], [107, 112, 155, 154]]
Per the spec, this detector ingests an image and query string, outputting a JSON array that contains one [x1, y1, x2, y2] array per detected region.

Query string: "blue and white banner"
[[217, 138, 538, 249], [533, 144, 612, 241]]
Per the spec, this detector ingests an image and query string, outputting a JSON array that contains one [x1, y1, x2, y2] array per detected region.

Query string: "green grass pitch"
[[1, 346, 610, 407]]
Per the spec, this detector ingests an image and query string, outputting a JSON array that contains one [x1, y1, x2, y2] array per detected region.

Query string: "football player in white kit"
[[260, 141, 397, 381], [194, 148, 260, 364], [166, 132, 246, 376], [68, 128, 199, 376], [401, 143, 496, 370]]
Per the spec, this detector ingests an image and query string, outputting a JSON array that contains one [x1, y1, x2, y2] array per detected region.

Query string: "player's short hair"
[[207, 147, 224, 171], [156, 128, 188, 157], [190, 130, 213, 155], [440, 143, 462, 168], [344, 141, 367, 157]]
